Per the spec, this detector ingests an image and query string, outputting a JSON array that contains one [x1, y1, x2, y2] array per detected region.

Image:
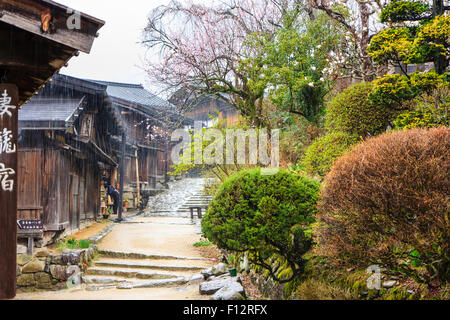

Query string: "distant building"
[[170, 88, 240, 128]]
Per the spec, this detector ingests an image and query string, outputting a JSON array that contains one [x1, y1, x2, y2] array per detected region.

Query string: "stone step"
[[85, 267, 180, 280], [99, 250, 216, 262], [181, 201, 211, 204], [130, 277, 189, 289], [189, 196, 212, 198], [94, 259, 207, 272], [83, 277, 191, 291], [83, 274, 203, 291], [82, 275, 128, 285], [180, 205, 210, 208]]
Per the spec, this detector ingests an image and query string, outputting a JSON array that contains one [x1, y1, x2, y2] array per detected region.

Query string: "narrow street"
[[15, 178, 221, 300]]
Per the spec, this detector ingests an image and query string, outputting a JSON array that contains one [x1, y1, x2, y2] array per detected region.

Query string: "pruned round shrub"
[[202, 168, 320, 283], [317, 128, 449, 283], [301, 132, 359, 177], [325, 82, 394, 137]]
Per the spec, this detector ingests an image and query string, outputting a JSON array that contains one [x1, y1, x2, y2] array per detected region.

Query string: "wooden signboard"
[[17, 220, 44, 230], [0, 84, 18, 300]]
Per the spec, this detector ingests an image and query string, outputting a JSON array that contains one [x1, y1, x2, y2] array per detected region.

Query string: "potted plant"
[[123, 198, 129, 208], [103, 207, 113, 219], [228, 254, 237, 277]]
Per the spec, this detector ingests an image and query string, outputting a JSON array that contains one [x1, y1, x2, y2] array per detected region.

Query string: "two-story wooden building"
[[18, 75, 123, 245], [17, 74, 189, 246]]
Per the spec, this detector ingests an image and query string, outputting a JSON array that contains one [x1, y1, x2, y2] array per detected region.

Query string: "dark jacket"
[[106, 185, 119, 198]]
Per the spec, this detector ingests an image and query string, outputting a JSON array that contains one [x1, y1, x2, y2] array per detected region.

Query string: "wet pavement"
[[15, 178, 220, 300]]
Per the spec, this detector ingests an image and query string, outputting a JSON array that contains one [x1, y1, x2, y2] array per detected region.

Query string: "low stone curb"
[[88, 224, 116, 244]]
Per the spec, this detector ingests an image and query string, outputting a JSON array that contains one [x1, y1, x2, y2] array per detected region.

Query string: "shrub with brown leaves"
[[316, 128, 449, 284]]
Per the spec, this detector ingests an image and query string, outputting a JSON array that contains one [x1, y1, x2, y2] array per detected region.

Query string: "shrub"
[[317, 128, 449, 284], [79, 240, 91, 249], [394, 109, 441, 129], [301, 132, 359, 178], [394, 89, 449, 129], [325, 82, 394, 138], [202, 168, 320, 283]]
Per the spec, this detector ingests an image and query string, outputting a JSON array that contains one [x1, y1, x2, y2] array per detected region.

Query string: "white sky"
[[57, 0, 173, 89]]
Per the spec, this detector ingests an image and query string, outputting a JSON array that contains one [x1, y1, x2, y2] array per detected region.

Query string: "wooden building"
[[0, 0, 104, 299], [170, 89, 240, 128], [83, 80, 191, 209], [18, 75, 123, 245], [17, 74, 188, 245]]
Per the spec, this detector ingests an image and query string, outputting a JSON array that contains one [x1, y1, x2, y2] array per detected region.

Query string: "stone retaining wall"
[[16, 245, 98, 292], [231, 251, 292, 300]]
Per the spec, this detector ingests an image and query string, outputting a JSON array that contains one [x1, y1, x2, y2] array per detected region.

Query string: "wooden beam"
[[0, 84, 19, 299], [0, 0, 104, 53]]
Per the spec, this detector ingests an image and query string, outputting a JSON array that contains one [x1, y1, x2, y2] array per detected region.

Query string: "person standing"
[[104, 180, 120, 215]]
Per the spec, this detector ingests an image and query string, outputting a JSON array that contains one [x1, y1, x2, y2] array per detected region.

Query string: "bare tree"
[[142, 0, 305, 126], [308, 0, 388, 82]]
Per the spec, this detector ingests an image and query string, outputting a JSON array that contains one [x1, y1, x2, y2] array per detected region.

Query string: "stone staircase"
[[82, 249, 213, 291], [175, 192, 213, 217], [146, 178, 215, 217]]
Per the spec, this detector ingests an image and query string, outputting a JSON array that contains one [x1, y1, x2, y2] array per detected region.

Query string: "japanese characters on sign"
[[0, 87, 17, 193], [17, 220, 44, 230], [0, 163, 15, 192], [0, 128, 16, 154], [0, 89, 17, 118]]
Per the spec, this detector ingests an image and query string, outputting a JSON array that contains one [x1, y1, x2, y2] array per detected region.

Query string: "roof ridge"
[[83, 79, 143, 88]]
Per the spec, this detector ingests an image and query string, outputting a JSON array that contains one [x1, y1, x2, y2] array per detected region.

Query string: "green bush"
[[325, 82, 394, 137], [394, 90, 449, 129], [301, 132, 359, 178], [202, 168, 320, 283], [79, 240, 91, 249]]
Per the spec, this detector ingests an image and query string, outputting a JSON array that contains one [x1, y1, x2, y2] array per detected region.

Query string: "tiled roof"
[[19, 97, 84, 129], [86, 80, 176, 110]]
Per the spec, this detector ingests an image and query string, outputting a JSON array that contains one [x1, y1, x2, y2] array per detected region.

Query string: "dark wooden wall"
[[17, 147, 102, 233], [17, 150, 42, 220]]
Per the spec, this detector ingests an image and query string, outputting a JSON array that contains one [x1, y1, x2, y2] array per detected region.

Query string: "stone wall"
[[16, 245, 98, 292], [231, 251, 294, 300]]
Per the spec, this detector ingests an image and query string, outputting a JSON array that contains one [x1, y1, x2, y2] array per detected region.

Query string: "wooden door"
[[17, 150, 43, 220]]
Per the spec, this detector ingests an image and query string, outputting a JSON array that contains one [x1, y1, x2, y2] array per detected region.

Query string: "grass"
[[194, 240, 212, 247], [56, 238, 91, 252]]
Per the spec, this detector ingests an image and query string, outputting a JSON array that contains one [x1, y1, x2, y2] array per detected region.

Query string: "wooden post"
[[135, 149, 140, 206], [164, 136, 169, 186], [0, 84, 19, 299], [117, 133, 126, 222]]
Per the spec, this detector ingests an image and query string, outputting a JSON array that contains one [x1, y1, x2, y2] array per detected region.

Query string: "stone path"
[[15, 178, 220, 300], [146, 178, 215, 217]]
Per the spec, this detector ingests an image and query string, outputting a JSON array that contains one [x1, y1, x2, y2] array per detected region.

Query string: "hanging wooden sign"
[[17, 220, 44, 230], [0, 84, 19, 300]]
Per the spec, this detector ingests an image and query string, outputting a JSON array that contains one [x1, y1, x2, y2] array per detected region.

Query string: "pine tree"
[[367, 0, 449, 110]]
